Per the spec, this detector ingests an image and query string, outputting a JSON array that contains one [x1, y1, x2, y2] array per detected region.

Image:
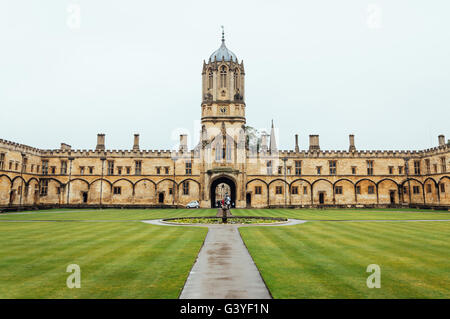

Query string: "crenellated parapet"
[[0, 138, 42, 156], [0, 137, 198, 160], [39, 149, 196, 159]]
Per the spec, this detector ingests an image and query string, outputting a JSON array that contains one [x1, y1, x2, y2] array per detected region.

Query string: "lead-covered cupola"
[[209, 30, 238, 62], [201, 27, 245, 106]]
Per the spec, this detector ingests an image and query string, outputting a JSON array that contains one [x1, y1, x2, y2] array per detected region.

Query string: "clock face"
[[220, 106, 227, 114]]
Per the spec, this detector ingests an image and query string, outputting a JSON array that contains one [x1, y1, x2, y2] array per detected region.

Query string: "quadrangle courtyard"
[[0, 208, 449, 299]]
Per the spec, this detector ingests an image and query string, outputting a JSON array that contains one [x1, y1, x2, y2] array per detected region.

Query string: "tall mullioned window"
[[183, 181, 189, 195], [135, 161, 142, 175], [40, 179, 48, 196], [234, 71, 239, 90], [185, 162, 192, 175], [295, 161, 301, 175], [215, 139, 223, 161], [107, 161, 114, 175], [0, 153, 4, 170], [414, 160, 421, 175], [441, 157, 446, 173], [42, 160, 49, 175], [220, 66, 227, 88], [425, 159, 431, 174], [329, 161, 337, 175], [60, 160, 67, 175], [226, 142, 232, 161], [208, 70, 213, 89], [367, 160, 374, 176]]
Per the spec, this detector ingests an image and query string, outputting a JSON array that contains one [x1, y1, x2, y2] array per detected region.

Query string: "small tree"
[[245, 125, 262, 152]]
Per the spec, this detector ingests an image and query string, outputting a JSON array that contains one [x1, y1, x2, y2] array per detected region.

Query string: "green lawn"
[[0, 208, 449, 299], [240, 221, 450, 298], [0, 221, 207, 298], [0, 207, 449, 221]]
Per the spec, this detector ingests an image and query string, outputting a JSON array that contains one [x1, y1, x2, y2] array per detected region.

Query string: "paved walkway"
[[143, 219, 305, 299], [180, 225, 270, 299]]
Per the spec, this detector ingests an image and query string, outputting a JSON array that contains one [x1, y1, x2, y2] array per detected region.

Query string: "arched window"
[[220, 66, 227, 88], [215, 139, 222, 161], [234, 71, 239, 90], [208, 70, 213, 89], [226, 140, 232, 161]]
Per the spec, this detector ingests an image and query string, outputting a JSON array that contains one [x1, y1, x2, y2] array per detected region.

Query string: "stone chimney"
[[133, 134, 140, 151], [179, 134, 188, 152], [438, 134, 445, 147], [349, 134, 356, 152], [60, 143, 71, 151], [309, 135, 320, 151], [295, 134, 299, 152], [96, 134, 105, 151]]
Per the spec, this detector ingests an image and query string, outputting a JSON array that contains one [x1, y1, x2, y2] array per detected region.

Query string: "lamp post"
[[19, 153, 26, 209], [404, 157, 412, 205], [66, 157, 74, 207], [282, 157, 288, 207], [172, 153, 178, 207], [100, 157, 106, 208]]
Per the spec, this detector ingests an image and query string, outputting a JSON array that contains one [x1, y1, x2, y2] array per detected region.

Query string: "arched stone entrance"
[[210, 176, 236, 208]]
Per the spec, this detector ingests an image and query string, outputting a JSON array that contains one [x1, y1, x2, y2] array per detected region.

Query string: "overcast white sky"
[[0, 0, 449, 151]]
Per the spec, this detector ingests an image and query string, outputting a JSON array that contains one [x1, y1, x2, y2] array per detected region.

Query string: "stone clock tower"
[[197, 28, 248, 209], [201, 29, 246, 137]]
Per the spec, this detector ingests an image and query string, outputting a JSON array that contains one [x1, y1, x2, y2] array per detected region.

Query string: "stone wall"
[[0, 138, 449, 210]]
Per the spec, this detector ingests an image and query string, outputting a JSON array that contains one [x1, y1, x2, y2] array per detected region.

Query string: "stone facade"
[[0, 35, 449, 210]]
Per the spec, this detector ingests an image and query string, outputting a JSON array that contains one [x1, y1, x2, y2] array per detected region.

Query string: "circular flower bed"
[[162, 216, 288, 225]]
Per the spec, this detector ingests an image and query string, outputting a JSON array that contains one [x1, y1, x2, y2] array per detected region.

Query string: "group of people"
[[217, 194, 232, 209]]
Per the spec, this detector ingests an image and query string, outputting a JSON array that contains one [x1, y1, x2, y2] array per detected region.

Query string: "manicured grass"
[[0, 221, 207, 298], [0, 208, 214, 221], [240, 221, 450, 298], [0, 207, 449, 221], [1, 208, 449, 299], [233, 208, 450, 220]]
